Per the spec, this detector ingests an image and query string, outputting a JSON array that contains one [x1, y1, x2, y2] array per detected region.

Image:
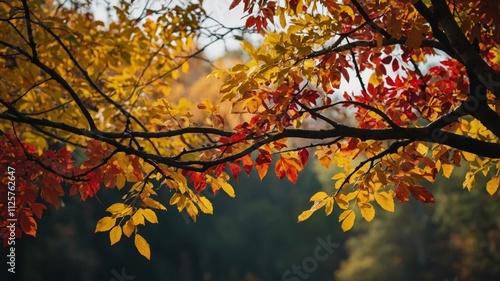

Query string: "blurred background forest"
[[1, 155, 500, 281]]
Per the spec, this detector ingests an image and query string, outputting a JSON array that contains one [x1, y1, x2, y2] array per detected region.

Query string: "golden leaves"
[[486, 177, 499, 195], [359, 203, 375, 222], [309, 191, 328, 202], [134, 234, 151, 260], [95, 217, 116, 232], [463, 172, 477, 191], [123, 220, 135, 237], [96, 201, 161, 257], [275, 153, 304, 183], [339, 210, 355, 232], [109, 226, 122, 245], [197, 196, 214, 215], [297, 210, 314, 222]]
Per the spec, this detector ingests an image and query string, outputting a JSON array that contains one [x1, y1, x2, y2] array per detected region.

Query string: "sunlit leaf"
[[95, 217, 116, 233], [374, 191, 395, 212], [134, 234, 151, 260], [486, 177, 499, 195], [109, 225, 122, 245], [339, 210, 355, 232]]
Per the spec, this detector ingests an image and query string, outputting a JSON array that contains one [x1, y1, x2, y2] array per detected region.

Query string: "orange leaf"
[[255, 149, 272, 179], [395, 185, 410, 202], [275, 155, 302, 183], [20, 212, 37, 237], [31, 203, 47, 219]]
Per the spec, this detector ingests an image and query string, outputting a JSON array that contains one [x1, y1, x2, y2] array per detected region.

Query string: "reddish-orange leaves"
[[229, 162, 242, 182], [396, 184, 434, 203], [275, 154, 303, 183], [255, 148, 273, 179], [409, 185, 434, 203]]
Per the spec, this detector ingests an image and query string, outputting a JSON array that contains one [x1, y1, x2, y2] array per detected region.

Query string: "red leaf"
[[20, 211, 37, 237], [40, 174, 64, 209], [31, 203, 47, 219], [86, 172, 101, 198], [229, 162, 241, 182], [255, 149, 273, 179], [229, 132, 247, 143], [240, 155, 253, 175], [381, 56, 392, 64], [395, 185, 410, 202], [392, 58, 399, 72], [246, 16, 257, 29], [188, 171, 207, 193], [298, 149, 309, 166], [379, 64, 387, 75], [409, 185, 434, 203], [229, 0, 242, 10]]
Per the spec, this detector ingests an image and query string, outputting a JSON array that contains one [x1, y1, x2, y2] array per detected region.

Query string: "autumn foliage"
[[1, 0, 499, 259]]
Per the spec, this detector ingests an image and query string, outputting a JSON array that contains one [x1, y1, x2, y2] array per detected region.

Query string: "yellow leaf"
[[486, 177, 499, 195], [310, 191, 328, 202], [123, 219, 135, 238], [374, 191, 395, 212], [339, 210, 355, 232], [181, 61, 189, 73], [106, 203, 127, 213], [132, 210, 145, 226], [325, 197, 334, 216], [141, 208, 159, 224], [221, 182, 235, 198], [186, 202, 198, 222], [463, 172, 477, 191], [335, 196, 349, 210], [416, 143, 428, 155], [359, 203, 375, 222], [134, 234, 151, 260], [241, 40, 256, 55], [106, 203, 131, 216], [116, 173, 126, 190], [441, 164, 454, 179], [176, 195, 188, 211], [297, 210, 313, 222], [143, 197, 167, 210], [462, 151, 476, 162], [169, 193, 181, 205], [368, 71, 382, 87], [246, 96, 261, 113], [95, 216, 116, 232], [167, 172, 188, 193], [331, 173, 345, 180], [279, 7, 286, 27], [109, 225, 122, 245], [197, 196, 214, 214]]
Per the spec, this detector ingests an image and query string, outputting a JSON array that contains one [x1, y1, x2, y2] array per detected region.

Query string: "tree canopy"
[[1, 0, 499, 259]]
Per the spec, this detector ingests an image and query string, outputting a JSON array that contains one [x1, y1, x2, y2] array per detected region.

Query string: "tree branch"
[[430, 0, 500, 100]]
